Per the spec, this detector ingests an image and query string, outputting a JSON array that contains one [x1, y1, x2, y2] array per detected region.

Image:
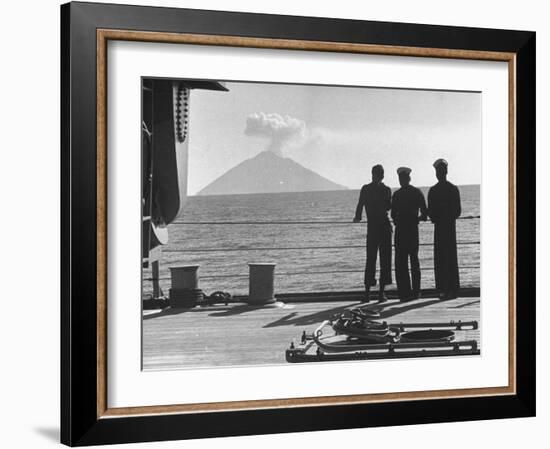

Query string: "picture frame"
[[60, 1, 536, 446]]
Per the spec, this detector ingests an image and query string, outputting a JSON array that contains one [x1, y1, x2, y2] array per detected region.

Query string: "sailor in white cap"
[[428, 158, 462, 299], [433, 158, 448, 169], [397, 166, 411, 176], [391, 167, 428, 301]]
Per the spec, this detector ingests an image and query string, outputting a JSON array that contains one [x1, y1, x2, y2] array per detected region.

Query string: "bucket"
[[169, 265, 200, 290], [248, 263, 276, 305]]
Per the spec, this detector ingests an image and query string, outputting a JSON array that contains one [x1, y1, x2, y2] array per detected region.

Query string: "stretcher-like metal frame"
[[286, 319, 480, 362]]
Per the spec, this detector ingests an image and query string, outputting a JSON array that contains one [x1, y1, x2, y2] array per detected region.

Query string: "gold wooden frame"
[[96, 29, 516, 419]]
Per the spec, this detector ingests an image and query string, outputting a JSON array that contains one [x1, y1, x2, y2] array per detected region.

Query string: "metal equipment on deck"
[[286, 306, 480, 362]]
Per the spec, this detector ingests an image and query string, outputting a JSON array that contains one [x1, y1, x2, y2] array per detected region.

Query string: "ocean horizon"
[[189, 183, 481, 197]]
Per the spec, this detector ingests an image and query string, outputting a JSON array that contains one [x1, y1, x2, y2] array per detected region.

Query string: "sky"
[[186, 81, 481, 195]]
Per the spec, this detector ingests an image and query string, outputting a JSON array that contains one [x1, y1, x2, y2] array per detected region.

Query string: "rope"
[[163, 241, 480, 253], [144, 265, 480, 281], [171, 215, 480, 225], [151, 217, 480, 284]]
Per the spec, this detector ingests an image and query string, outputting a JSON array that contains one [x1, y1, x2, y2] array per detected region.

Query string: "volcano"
[[197, 151, 347, 196]]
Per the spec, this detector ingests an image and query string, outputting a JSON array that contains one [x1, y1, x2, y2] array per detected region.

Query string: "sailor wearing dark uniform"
[[353, 164, 393, 303], [428, 159, 462, 300], [391, 167, 428, 301]]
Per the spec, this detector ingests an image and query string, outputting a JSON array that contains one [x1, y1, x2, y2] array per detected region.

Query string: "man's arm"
[[453, 185, 462, 219], [353, 186, 366, 222], [384, 186, 392, 212], [390, 191, 398, 223], [418, 189, 428, 221], [427, 187, 437, 223]]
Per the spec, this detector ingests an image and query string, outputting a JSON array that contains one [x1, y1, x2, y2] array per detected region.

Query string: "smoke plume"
[[244, 112, 306, 156]]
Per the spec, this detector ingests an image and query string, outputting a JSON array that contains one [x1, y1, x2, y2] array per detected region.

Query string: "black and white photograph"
[[141, 78, 481, 369]]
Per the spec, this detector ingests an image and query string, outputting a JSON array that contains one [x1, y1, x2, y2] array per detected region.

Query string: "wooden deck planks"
[[142, 296, 481, 370]]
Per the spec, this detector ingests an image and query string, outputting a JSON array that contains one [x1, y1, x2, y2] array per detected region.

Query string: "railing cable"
[[171, 215, 480, 225], [163, 241, 480, 253], [144, 265, 480, 282]]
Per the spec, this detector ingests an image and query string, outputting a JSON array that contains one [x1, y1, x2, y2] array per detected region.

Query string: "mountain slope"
[[197, 151, 347, 196]]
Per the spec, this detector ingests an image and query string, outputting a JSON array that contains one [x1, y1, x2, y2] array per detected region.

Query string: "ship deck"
[[142, 292, 481, 370]]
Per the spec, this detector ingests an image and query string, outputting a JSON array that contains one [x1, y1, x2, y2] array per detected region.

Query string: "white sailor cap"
[[396, 166, 411, 175], [433, 158, 448, 168]]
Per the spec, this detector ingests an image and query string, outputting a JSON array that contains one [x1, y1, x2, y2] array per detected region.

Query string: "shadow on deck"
[[142, 290, 481, 370]]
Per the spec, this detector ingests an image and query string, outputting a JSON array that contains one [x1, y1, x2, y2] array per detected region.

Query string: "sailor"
[[391, 167, 428, 301], [353, 164, 393, 303], [428, 159, 462, 300]]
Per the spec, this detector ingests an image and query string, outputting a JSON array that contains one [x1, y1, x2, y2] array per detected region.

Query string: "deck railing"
[[145, 216, 480, 285], [171, 215, 479, 225]]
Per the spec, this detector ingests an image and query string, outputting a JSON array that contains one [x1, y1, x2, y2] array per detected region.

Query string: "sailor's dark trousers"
[[395, 223, 421, 298], [433, 220, 460, 293], [364, 222, 393, 287]]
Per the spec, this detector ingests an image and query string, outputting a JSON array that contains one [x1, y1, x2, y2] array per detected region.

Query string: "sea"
[[143, 185, 480, 297]]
